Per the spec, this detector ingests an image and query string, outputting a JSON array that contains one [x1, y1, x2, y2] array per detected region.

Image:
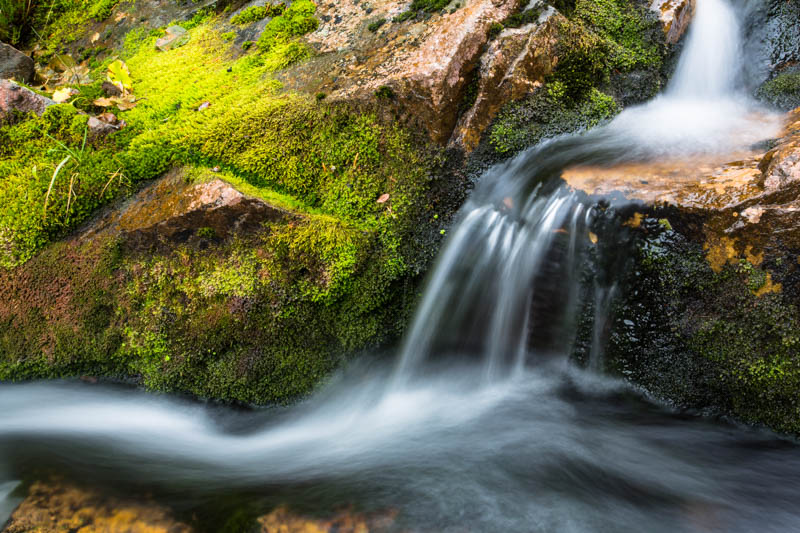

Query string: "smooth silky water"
[[1, 0, 797, 531]]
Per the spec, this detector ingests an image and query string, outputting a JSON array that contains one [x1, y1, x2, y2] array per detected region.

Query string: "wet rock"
[[156, 25, 190, 51], [2, 480, 193, 533], [0, 43, 35, 82], [649, 0, 694, 45], [0, 79, 55, 122], [567, 106, 800, 435], [451, 8, 562, 151], [258, 506, 397, 533]]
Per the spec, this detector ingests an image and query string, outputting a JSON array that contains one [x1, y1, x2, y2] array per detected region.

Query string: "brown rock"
[[649, 0, 694, 45], [2, 480, 193, 533], [84, 167, 293, 252], [563, 106, 800, 254], [296, 0, 520, 145], [0, 79, 56, 122], [451, 8, 563, 151], [258, 505, 397, 533], [0, 43, 35, 82]]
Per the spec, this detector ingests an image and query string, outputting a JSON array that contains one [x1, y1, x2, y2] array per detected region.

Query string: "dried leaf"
[[589, 232, 598, 244], [377, 193, 390, 204], [52, 87, 78, 103], [91, 32, 100, 44], [197, 101, 211, 111], [98, 112, 118, 124]]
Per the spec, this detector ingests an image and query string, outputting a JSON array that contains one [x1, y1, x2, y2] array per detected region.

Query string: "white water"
[[1, 0, 797, 530]]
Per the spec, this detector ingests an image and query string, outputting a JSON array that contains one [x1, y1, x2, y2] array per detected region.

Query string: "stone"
[[0, 79, 56, 122], [156, 25, 190, 51], [649, 0, 694, 45], [3, 480, 193, 533], [87, 115, 120, 139], [450, 8, 562, 151], [83, 167, 292, 252], [293, 0, 520, 144], [0, 43, 35, 82]]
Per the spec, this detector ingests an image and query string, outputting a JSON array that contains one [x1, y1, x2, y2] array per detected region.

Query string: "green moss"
[[394, 0, 450, 22], [230, 3, 286, 26], [1, 9, 438, 404], [256, 0, 318, 51], [367, 18, 386, 32], [757, 71, 800, 110]]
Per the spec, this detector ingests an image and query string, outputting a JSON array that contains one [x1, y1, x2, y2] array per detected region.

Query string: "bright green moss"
[[256, 0, 318, 51], [230, 3, 286, 26]]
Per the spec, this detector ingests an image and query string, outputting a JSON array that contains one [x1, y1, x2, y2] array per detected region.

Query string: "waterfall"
[[668, 0, 743, 98], [2, 2, 799, 532]]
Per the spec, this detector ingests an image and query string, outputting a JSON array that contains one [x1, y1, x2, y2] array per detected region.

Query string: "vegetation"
[[0, 3, 442, 403], [757, 70, 800, 110], [487, 0, 664, 155], [230, 3, 286, 26]]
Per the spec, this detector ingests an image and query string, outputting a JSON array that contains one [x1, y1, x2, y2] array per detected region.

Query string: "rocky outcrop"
[[451, 8, 563, 151], [0, 44, 34, 82], [649, 0, 694, 45], [567, 107, 800, 435], [0, 79, 55, 120]]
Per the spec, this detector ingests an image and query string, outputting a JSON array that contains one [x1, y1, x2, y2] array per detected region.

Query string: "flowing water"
[[1, 0, 798, 531]]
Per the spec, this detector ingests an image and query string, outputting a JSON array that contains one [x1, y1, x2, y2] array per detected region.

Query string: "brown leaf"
[[98, 112, 118, 125], [377, 193, 390, 204]]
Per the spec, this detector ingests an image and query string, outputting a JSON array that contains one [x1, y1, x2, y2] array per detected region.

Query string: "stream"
[[1, 0, 798, 531]]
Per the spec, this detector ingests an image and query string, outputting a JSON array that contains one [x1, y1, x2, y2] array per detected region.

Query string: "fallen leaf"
[[52, 87, 78, 103], [91, 32, 100, 44], [197, 101, 211, 111], [115, 12, 127, 22], [377, 193, 390, 204], [93, 97, 114, 107], [107, 59, 133, 93], [589, 232, 598, 244], [63, 64, 91, 85]]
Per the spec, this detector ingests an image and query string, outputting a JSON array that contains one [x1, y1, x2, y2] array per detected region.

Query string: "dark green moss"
[[757, 70, 800, 111], [602, 217, 800, 435], [367, 18, 386, 32]]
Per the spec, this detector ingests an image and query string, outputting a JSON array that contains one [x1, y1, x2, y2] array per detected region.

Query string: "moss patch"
[[757, 70, 800, 111]]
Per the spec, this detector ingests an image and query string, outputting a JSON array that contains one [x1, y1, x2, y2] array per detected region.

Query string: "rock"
[[156, 25, 190, 51], [649, 0, 694, 45], [0, 79, 56, 122], [87, 115, 120, 139], [101, 79, 123, 96], [3, 480, 193, 533], [295, 0, 520, 144], [258, 506, 397, 533], [565, 106, 800, 435], [0, 43, 35, 82], [451, 8, 562, 151], [83, 167, 292, 252]]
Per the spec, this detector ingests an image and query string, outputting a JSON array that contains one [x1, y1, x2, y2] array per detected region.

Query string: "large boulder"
[[0, 43, 34, 82]]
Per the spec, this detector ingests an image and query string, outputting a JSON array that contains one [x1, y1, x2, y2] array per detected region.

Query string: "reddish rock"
[[84, 167, 293, 252], [0, 79, 55, 121], [451, 8, 563, 151], [650, 0, 694, 45], [0, 43, 34, 82]]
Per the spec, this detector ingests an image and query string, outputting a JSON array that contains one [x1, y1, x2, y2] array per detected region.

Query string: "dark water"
[[2, 364, 800, 533]]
